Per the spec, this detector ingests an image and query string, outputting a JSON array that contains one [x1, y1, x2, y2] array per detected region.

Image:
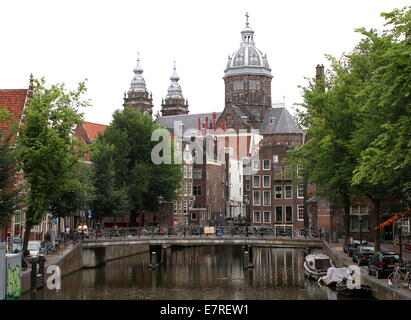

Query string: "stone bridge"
[[80, 236, 325, 268]]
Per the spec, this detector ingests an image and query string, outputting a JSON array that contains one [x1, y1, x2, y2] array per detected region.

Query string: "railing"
[[76, 226, 336, 242]]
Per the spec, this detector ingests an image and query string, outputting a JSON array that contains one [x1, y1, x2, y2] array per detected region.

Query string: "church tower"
[[223, 13, 272, 113], [161, 62, 189, 116], [123, 52, 153, 116]]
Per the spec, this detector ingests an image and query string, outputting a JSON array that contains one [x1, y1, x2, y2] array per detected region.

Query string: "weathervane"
[[245, 12, 249, 27]]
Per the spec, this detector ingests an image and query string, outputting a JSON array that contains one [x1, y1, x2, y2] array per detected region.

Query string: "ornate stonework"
[[123, 53, 153, 116], [161, 62, 189, 116]]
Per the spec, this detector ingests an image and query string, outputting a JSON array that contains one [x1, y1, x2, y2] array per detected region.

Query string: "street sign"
[[87, 209, 92, 218]]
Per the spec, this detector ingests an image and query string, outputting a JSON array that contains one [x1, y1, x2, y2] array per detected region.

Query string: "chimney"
[[205, 116, 209, 134], [316, 64, 324, 80], [198, 117, 201, 131], [212, 112, 217, 133]]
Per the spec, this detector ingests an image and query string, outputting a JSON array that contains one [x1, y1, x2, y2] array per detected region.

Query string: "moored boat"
[[336, 279, 372, 297], [318, 267, 351, 287], [304, 253, 334, 280]]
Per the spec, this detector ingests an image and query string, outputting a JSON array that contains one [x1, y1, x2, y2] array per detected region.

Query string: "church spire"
[[129, 51, 147, 92], [161, 61, 189, 116], [123, 51, 153, 116]]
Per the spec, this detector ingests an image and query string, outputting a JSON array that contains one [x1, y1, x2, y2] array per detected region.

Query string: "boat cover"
[[320, 267, 351, 285]]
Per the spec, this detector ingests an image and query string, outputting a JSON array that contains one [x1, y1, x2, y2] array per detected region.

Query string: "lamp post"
[[359, 215, 363, 246]]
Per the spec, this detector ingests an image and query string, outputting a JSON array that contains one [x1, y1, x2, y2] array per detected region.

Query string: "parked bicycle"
[[388, 263, 411, 290]]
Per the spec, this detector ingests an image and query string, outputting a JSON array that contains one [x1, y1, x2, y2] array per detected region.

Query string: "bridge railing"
[[84, 226, 335, 242]]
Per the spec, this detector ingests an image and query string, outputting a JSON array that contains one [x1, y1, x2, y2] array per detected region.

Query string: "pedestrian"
[[83, 223, 88, 238]]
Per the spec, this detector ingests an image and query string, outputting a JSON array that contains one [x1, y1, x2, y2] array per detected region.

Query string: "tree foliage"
[[292, 6, 410, 247], [91, 107, 182, 225], [17, 78, 89, 250]]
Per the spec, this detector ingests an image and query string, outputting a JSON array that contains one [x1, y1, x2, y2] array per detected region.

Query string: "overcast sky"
[[1, 0, 408, 125]]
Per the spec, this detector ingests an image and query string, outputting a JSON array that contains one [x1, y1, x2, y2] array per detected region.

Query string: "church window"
[[249, 80, 260, 90], [233, 80, 244, 91]]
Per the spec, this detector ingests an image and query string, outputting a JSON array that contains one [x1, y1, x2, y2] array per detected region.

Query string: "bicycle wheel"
[[388, 271, 402, 286]]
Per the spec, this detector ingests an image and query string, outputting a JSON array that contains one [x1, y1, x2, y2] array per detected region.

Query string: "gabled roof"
[[260, 107, 303, 134], [0, 89, 29, 142], [82, 122, 108, 140]]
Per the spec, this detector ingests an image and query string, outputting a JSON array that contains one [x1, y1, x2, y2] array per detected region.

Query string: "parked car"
[[27, 241, 43, 258], [353, 245, 375, 266], [343, 237, 367, 257], [368, 251, 401, 279]]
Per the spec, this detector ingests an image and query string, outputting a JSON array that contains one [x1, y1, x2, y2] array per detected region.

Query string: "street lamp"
[[359, 215, 363, 246]]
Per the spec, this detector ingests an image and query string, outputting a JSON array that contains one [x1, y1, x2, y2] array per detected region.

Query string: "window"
[[249, 80, 260, 90], [263, 175, 271, 188], [285, 206, 293, 222], [188, 183, 192, 196], [233, 80, 244, 91], [273, 166, 282, 180], [263, 191, 271, 206], [246, 184, 250, 191], [193, 168, 202, 179], [187, 165, 192, 178], [274, 186, 283, 199], [193, 185, 202, 196], [245, 175, 250, 180], [244, 195, 249, 203], [183, 165, 187, 178], [297, 205, 304, 221], [253, 211, 261, 223], [253, 191, 261, 206], [252, 160, 260, 171], [275, 206, 283, 222], [191, 212, 197, 220], [183, 201, 188, 213], [263, 159, 270, 170], [350, 216, 369, 231], [297, 185, 304, 198], [273, 155, 279, 163], [284, 185, 293, 199], [253, 175, 260, 188], [350, 205, 368, 215], [263, 211, 271, 223]]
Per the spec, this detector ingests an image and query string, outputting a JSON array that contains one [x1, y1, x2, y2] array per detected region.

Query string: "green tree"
[[92, 107, 182, 226], [0, 109, 20, 230], [351, 7, 411, 249], [17, 78, 89, 251]]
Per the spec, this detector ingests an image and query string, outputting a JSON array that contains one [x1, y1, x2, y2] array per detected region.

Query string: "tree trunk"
[[129, 209, 138, 228], [22, 220, 33, 253], [373, 199, 381, 251], [343, 195, 351, 239]]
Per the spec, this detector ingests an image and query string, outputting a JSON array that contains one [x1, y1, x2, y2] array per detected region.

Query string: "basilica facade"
[[123, 16, 307, 232]]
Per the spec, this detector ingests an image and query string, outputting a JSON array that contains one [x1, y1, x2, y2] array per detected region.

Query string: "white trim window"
[[193, 168, 202, 179], [263, 191, 271, 206], [253, 191, 261, 206], [263, 175, 271, 188], [191, 212, 197, 220], [253, 175, 261, 188], [297, 185, 304, 198], [246, 184, 250, 191], [263, 211, 271, 223], [252, 160, 260, 171], [273, 155, 279, 163], [275, 206, 283, 222], [284, 185, 293, 199], [263, 159, 271, 170], [274, 185, 283, 199], [297, 204, 304, 221], [285, 206, 293, 222], [253, 211, 261, 223]]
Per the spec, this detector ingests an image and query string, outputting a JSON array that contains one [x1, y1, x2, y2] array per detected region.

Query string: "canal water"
[[23, 246, 374, 300]]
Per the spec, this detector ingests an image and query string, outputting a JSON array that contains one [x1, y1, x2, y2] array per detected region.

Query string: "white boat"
[[303, 253, 334, 280], [318, 267, 351, 287]]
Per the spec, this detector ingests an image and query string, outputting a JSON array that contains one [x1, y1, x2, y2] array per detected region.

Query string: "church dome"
[[224, 14, 271, 78]]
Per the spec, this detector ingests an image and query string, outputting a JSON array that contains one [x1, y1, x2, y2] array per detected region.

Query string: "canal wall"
[[22, 242, 149, 294], [323, 242, 411, 300]]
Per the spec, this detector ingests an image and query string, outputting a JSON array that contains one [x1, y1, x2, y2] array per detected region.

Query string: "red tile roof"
[[82, 121, 108, 142], [0, 89, 28, 142]]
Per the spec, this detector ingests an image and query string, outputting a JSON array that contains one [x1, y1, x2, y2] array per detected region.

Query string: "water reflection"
[[23, 246, 372, 300]]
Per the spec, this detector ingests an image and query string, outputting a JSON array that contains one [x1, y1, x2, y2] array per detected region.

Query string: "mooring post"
[[150, 251, 157, 269], [243, 249, 249, 269], [248, 246, 254, 268]]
